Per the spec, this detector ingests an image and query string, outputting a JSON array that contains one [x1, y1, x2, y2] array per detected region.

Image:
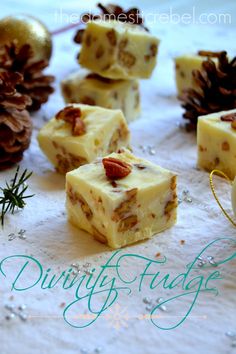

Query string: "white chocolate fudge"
[[197, 109, 236, 180], [79, 20, 159, 80], [61, 69, 140, 123], [175, 54, 217, 95], [66, 148, 177, 249], [232, 178, 236, 217], [38, 104, 130, 174]]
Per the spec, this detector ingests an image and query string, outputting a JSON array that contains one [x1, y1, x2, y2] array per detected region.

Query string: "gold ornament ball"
[[0, 14, 52, 61]]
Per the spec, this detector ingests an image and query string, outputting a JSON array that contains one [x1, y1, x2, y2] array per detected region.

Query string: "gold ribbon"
[[209, 169, 236, 227]]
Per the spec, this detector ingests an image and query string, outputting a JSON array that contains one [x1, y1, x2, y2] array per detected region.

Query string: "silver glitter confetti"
[[5, 304, 14, 311], [226, 331, 236, 338], [159, 304, 167, 312], [80, 349, 89, 354], [7, 230, 27, 241], [197, 260, 206, 268], [139, 144, 147, 153], [5, 303, 28, 322], [145, 305, 153, 312], [8, 233, 16, 241], [182, 190, 193, 203], [149, 148, 156, 156], [197, 256, 218, 268], [143, 297, 152, 305], [5, 313, 16, 320], [18, 304, 27, 311]]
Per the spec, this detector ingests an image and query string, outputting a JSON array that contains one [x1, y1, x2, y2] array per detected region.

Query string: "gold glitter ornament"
[[0, 14, 52, 61], [209, 170, 236, 226]]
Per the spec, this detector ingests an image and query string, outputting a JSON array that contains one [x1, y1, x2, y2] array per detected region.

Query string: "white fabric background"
[[0, 1, 236, 353]]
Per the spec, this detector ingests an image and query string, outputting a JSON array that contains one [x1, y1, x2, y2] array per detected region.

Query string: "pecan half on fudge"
[[66, 148, 178, 249], [37, 104, 130, 173], [197, 109, 236, 180], [79, 20, 160, 80]]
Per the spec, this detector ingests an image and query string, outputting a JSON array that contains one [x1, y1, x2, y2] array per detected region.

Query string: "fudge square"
[[38, 104, 130, 174], [79, 20, 159, 80], [197, 109, 236, 180], [61, 69, 141, 123], [175, 54, 217, 95], [66, 148, 177, 249]]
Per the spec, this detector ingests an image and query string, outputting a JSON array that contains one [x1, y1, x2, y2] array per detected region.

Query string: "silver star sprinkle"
[[4, 303, 28, 322], [226, 331, 236, 338], [143, 297, 152, 305], [7, 230, 27, 241], [197, 256, 218, 268], [8, 233, 16, 241], [182, 190, 193, 203], [80, 349, 89, 354], [226, 331, 236, 348], [18, 229, 26, 240]]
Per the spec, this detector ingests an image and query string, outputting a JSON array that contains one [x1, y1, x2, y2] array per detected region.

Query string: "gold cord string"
[[209, 169, 236, 227]]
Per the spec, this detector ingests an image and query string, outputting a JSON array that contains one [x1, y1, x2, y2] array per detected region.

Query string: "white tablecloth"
[[1, 1, 236, 353]]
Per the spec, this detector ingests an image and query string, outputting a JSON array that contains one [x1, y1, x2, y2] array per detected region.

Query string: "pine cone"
[[179, 51, 236, 131], [0, 41, 54, 111], [0, 70, 32, 170], [74, 3, 148, 44]]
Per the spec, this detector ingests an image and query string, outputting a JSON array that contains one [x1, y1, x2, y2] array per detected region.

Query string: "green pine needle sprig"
[[0, 166, 34, 227]]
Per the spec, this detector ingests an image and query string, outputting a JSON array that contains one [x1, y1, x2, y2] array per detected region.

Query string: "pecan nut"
[[102, 157, 132, 180], [118, 215, 138, 232], [106, 29, 117, 46], [56, 106, 86, 136], [220, 113, 236, 122], [112, 188, 138, 221]]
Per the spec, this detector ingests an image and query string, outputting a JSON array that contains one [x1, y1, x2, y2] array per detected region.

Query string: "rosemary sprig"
[[0, 166, 34, 227]]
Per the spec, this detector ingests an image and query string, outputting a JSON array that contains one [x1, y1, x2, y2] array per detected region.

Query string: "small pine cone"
[[179, 51, 236, 131], [0, 41, 54, 112], [0, 71, 32, 170]]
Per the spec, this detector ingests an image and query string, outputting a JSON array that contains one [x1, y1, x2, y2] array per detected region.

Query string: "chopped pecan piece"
[[67, 184, 78, 205], [170, 176, 177, 191], [222, 141, 230, 151], [150, 43, 157, 57], [102, 157, 132, 180], [96, 45, 105, 58], [56, 106, 86, 136], [118, 215, 138, 232], [106, 29, 117, 46], [134, 163, 146, 170], [118, 51, 136, 68], [77, 193, 93, 220], [92, 226, 107, 244], [119, 39, 128, 50], [165, 199, 177, 215], [67, 186, 93, 220], [85, 34, 92, 46], [81, 96, 96, 106], [112, 188, 138, 221]]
